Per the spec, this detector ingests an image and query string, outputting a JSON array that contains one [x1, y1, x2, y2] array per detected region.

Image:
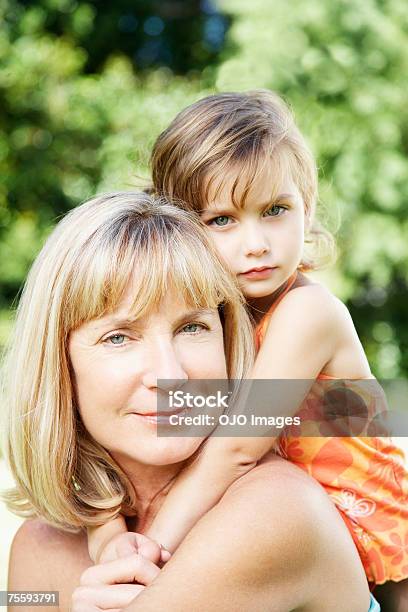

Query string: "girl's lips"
[[240, 266, 277, 280]]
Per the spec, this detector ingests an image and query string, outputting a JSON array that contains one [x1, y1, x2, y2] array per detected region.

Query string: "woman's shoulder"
[[174, 453, 355, 609], [222, 452, 327, 508], [214, 453, 329, 555], [211, 454, 366, 592], [9, 518, 91, 608]]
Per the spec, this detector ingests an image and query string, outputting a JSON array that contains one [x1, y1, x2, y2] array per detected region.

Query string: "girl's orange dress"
[[255, 273, 408, 586]]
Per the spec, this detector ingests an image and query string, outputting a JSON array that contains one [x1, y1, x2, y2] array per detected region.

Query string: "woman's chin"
[[112, 436, 204, 467], [147, 437, 204, 465]]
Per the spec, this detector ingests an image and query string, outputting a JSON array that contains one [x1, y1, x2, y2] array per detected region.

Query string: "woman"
[[4, 192, 372, 611]]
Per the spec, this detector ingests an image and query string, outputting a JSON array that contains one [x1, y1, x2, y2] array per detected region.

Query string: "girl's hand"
[[98, 531, 171, 565], [72, 541, 162, 612]]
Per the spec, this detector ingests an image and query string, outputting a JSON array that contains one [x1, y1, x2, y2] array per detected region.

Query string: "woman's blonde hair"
[[151, 89, 335, 270], [1, 191, 255, 531]]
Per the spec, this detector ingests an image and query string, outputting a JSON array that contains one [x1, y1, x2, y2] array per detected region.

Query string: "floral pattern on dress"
[[255, 276, 408, 585], [330, 489, 376, 519], [380, 532, 408, 567]]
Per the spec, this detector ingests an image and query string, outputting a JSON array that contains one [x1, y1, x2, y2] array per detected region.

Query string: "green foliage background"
[[1, 0, 407, 377]]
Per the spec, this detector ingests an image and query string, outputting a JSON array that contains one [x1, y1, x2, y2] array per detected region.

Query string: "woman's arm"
[[80, 461, 328, 612], [146, 284, 360, 552], [8, 519, 92, 612], [9, 519, 164, 612]]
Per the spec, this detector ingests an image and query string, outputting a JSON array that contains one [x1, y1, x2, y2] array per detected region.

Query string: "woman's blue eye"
[[209, 216, 230, 227], [264, 205, 286, 217], [106, 334, 126, 345]]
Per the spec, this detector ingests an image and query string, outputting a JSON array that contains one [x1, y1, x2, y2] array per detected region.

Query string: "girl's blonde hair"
[[1, 191, 255, 531], [151, 89, 335, 270]]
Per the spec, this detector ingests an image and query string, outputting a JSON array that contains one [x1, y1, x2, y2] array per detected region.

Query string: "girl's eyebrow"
[[258, 193, 296, 207], [201, 192, 295, 215], [200, 204, 235, 215], [270, 192, 295, 202]]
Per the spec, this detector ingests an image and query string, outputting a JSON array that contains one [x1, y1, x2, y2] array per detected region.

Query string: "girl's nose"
[[243, 224, 270, 258]]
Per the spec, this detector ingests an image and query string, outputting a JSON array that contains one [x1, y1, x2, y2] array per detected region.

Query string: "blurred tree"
[[4, 0, 231, 74], [0, 0, 230, 313], [215, 0, 408, 378], [0, 0, 407, 377]]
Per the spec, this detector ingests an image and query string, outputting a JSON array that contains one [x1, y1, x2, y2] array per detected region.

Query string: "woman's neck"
[[113, 454, 187, 531]]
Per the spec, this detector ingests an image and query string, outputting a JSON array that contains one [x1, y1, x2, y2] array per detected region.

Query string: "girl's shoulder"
[[282, 275, 347, 317], [270, 279, 371, 378], [255, 275, 371, 379], [262, 279, 350, 348]]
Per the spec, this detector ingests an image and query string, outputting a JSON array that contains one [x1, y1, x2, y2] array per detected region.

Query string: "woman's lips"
[[239, 266, 277, 280], [130, 407, 188, 425]]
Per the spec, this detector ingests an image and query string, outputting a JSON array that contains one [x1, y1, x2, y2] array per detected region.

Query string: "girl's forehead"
[[203, 153, 300, 211]]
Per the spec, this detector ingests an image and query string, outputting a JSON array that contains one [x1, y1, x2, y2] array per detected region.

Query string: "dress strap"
[[255, 271, 298, 350]]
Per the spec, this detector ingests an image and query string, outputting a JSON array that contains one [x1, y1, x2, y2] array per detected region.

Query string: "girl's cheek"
[[209, 232, 236, 261]]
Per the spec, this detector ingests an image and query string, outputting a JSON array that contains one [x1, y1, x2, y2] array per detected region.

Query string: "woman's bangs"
[[126, 228, 225, 318], [63, 206, 236, 332], [62, 241, 133, 331], [170, 235, 226, 309]]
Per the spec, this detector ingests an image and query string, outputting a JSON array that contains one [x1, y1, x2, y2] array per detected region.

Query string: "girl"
[[88, 91, 407, 604]]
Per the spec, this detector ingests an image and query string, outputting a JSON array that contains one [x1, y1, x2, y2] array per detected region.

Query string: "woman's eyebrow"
[[174, 308, 216, 326], [89, 316, 138, 331], [90, 309, 216, 331]]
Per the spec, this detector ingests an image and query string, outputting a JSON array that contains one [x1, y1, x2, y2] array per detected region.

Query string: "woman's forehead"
[[113, 282, 217, 319]]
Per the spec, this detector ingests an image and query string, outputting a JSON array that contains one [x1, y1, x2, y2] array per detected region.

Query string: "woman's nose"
[[141, 338, 188, 391]]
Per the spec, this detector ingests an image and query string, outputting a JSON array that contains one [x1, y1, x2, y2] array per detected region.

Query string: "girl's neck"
[[248, 271, 300, 325]]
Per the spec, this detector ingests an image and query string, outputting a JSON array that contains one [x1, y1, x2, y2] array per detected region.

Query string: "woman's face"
[[69, 276, 227, 469]]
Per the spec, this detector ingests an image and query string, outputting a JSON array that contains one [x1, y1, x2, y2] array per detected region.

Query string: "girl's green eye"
[[181, 323, 204, 334], [107, 334, 126, 345], [264, 205, 286, 217], [210, 216, 230, 227]]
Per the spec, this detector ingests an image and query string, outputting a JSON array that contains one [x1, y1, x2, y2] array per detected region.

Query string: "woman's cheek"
[[76, 352, 137, 420], [179, 335, 228, 379]]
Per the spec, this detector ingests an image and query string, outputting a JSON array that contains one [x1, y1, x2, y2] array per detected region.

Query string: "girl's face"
[[201, 157, 307, 300], [69, 277, 227, 470]]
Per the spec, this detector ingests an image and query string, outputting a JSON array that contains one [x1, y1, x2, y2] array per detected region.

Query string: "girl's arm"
[[87, 515, 128, 563], [146, 285, 372, 553], [87, 515, 172, 564]]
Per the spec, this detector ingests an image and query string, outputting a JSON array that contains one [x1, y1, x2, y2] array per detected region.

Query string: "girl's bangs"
[[204, 142, 288, 211]]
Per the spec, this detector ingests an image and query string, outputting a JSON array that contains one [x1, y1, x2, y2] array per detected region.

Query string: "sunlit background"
[[1, 0, 407, 589]]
